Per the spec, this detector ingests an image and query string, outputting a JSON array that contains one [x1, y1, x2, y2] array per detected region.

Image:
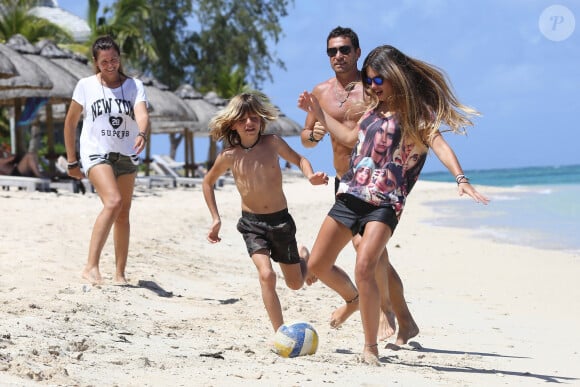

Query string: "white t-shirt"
[[72, 74, 148, 171]]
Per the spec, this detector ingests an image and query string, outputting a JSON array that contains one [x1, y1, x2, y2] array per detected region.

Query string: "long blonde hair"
[[208, 92, 278, 147], [361, 45, 480, 148]]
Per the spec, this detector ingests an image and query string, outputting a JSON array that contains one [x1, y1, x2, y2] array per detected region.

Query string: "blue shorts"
[[328, 194, 398, 236], [236, 209, 300, 264]]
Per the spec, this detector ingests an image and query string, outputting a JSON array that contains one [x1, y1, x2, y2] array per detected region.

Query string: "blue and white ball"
[[273, 321, 319, 358]]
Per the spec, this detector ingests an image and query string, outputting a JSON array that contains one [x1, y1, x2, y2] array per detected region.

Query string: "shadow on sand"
[[136, 280, 176, 298], [372, 341, 577, 384]]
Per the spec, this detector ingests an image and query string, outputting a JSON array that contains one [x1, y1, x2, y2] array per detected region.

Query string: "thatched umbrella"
[[202, 91, 229, 164], [7, 35, 79, 104], [174, 84, 218, 132], [0, 49, 17, 80], [203, 91, 228, 108], [174, 85, 220, 172], [138, 76, 199, 176], [38, 39, 94, 80], [140, 76, 198, 131], [33, 39, 93, 125], [266, 107, 303, 137], [1, 35, 79, 172], [0, 43, 53, 97], [0, 40, 55, 156]]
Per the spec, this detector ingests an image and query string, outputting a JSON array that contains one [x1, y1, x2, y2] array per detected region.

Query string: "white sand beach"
[[0, 177, 578, 386]]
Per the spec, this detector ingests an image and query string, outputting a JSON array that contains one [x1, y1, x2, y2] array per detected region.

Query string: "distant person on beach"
[[301, 26, 417, 344], [202, 92, 329, 332], [194, 163, 208, 177], [0, 145, 44, 178], [298, 44, 489, 364], [63, 35, 150, 285]]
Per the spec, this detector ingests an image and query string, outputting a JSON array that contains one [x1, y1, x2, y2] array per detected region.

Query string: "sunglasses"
[[364, 76, 384, 86], [326, 45, 352, 57]]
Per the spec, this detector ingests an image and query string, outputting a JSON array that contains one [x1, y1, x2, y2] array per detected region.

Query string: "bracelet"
[[67, 161, 79, 170], [308, 131, 320, 143], [455, 174, 470, 185], [137, 132, 148, 141]]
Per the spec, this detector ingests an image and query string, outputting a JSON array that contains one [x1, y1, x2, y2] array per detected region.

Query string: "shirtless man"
[[202, 92, 328, 332], [301, 26, 418, 344]]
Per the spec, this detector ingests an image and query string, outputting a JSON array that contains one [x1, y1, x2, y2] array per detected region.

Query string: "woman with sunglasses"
[[301, 26, 418, 347], [298, 44, 489, 364]]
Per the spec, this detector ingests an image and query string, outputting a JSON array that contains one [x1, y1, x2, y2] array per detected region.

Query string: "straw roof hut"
[[140, 76, 199, 133], [0, 49, 17, 80], [173, 85, 221, 174], [203, 91, 228, 108], [266, 107, 302, 137], [0, 35, 82, 170], [37, 39, 93, 80], [4, 35, 78, 104], [136, 76, 199, 176], [174, 84, 218, 133], [0, 38, 57, 156], [31, 40, 94, 124], [199, 91, 229, 164], [0, 43, 53, 97]]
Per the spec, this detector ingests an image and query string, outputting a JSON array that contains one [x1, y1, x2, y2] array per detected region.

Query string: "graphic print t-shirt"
[[336, 110, 428, 217], [73, 75, 147, 166]]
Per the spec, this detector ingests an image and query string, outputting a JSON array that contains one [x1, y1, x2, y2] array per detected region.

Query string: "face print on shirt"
[[340, 110, 427, 209]]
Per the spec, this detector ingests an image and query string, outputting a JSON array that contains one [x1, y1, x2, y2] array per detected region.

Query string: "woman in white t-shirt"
[[64, 35, 150, 286]]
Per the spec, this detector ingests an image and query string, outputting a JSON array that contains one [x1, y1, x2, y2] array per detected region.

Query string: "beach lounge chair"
[[135, 175, 176, 188], [50, 156, 92, 194], [0, 175, 51, 192], [151, 154, 204, 187]]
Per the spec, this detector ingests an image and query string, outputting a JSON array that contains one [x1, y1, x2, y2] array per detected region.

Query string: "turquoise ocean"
[[420, 164, 580, 254]]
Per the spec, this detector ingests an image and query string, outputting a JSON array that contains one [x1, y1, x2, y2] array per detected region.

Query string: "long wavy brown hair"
[[361, 45, 480, 150]]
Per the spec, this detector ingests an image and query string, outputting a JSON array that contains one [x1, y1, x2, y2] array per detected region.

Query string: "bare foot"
[[378, 310, 396, 341], [82, 266, 103, 285], [114, 275, 129, 285], [330, 294, 359, 328], [298, 244, 317, 286], [395, 317, 419, 346], [359, 344, 381, 366]]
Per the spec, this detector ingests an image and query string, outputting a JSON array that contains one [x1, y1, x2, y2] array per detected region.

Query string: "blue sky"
[[57, 0, 579, 174]]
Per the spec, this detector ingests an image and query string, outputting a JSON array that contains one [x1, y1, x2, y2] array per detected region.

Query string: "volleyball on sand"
[[272, 321, 319, 358]]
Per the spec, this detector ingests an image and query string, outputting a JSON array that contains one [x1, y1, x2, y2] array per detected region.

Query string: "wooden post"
[[46, 103, 55, 177]]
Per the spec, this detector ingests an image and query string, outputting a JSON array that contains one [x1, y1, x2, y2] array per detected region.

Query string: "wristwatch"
[[308, 131, 320, 143]]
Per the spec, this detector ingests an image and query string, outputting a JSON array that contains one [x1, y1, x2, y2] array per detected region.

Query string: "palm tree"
[[0, 0, 73, 43], [86, 0, 157, 69]]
